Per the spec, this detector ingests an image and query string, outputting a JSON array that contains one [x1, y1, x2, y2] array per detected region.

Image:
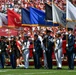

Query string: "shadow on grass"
[[1, 66, 76, 71]]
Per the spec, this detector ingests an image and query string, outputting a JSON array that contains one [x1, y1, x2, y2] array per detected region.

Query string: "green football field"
[[0, 66, 76, 75]]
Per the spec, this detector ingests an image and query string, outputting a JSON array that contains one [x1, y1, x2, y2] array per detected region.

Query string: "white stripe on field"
[[0, 71, 57, 75], [68, 71, 76, 73], [0, 70, 9, 72], [22, 72, 56, 75]]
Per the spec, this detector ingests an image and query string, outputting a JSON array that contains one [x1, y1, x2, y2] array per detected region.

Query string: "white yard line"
[[68, 71, 76, 73], [0, 70, 9, 72], [6, 74, 13, 75], [0, 71, 57, 75], [23, 72, 56, 75], [0, 69, 15, 73]]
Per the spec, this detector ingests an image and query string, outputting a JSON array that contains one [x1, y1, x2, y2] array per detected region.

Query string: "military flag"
[[21, 8, 31, 26], [8, 9, 21, 27], [0, 13, 7, 27], [45, 3, 53, 21], [30, 7, 58, 26], [52, 3, 66, 26]]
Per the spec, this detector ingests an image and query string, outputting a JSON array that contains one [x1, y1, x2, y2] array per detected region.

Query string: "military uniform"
[[67, 28, 75, 69], [33, 34, 42, 69], [54, 33, 62, 69], [9, 37, 16, 69], [22, 35, 30, 69], [0, 36, 6, 68], [43, 30, 54, 69]]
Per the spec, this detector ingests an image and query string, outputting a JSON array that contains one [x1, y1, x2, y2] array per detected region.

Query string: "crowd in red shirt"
[[0, 0, 76, 13]]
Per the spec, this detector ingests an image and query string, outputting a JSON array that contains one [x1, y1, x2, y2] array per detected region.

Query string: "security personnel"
[[22, 35, 30, 69], [0, 36, 6, 68], [9, 36, 16, 69], [66, 28, 75, 70], [33, 34, 41, 69], [43, 30, 54, 69]]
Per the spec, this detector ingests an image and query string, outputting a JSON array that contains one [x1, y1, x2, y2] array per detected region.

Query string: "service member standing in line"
[[22, 35, 30, 69], [0, 36, 6, 68], [9, 36, 16, 69], [33, 34, 42, 69], [54, 32, 62, 69], [66, 28, 75, 70], [43, 30, 54, 69]]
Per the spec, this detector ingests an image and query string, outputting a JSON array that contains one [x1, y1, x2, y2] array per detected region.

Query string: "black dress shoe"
[[57, 67, 62, 69], [68, 68, 74, 70]]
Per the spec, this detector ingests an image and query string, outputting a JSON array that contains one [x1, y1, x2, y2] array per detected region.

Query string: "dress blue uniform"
[[33, 34, 41, 69], [43, 30, 54, 69], [67, 28, 75, 69]]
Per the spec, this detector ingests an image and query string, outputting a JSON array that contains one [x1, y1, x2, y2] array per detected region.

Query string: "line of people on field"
[[0, 28, 76, 70], [0, 36, 24, 69], [32, 28, 75, 70]]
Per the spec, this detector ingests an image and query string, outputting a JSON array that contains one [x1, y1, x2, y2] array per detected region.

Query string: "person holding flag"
[[33, 34, 42, 69], [22, 34, 30, 69], [54, 32, 62, 69], [43, 29, 54, 69], [0, 36, 6, 68], [66, 28, 75, 70]]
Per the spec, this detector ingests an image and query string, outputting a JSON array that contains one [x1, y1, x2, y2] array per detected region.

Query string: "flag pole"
[[66, 22, 68, 51], [7, 27, 12, 53], [66, 0, 68, 51], [27, 25, 34, 53]]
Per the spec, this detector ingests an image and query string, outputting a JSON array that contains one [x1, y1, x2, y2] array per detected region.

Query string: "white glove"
[[53, 39, 56, 42], [7, 45, 8, 47], [66, 32, 68, 35], [33, 49, 35, 52], [6, 48, 8, 51], [43, 50, 45, 53], [66, 44, 68, 47], [10, 49, 12, 52], [0, 49, 1, 52]]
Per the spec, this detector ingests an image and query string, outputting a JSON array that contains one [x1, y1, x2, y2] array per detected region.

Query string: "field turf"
[[0, 66, 76, 75]]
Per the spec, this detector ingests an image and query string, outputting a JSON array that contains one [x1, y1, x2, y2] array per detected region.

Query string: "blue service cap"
[[46, 29, 52, 33], [68, 28, 73, 31], [34, 34, 38, 37], [24, 34, 28, 37]]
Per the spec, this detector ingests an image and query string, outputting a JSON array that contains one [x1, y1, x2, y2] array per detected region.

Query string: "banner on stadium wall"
[[0, 28, 18, 36]]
